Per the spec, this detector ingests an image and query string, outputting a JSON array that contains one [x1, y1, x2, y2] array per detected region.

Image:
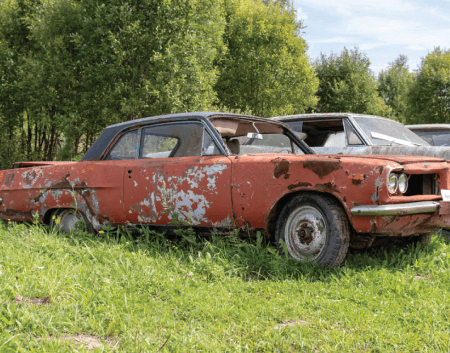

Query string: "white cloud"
[[344, 16, 450, 48], [407, 45, 427, 51], [294, 0, 416, 17], [296, 0, 450, 73], [427, 7, 450, 21], [359, 43, 383, 50], [310, 37, 354, 44], [295, 7, 308, 21]]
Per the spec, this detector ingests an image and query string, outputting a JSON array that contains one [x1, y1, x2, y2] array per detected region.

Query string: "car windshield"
[[210, 118, 304, 155], [354, 117, 429, 146], [412, 130, 450, 146]]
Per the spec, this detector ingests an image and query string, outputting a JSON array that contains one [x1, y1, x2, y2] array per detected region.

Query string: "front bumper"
[[350, 201, 450, 236], [350, 201, 442, 216]]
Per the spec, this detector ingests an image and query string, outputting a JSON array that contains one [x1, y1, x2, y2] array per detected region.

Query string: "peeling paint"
[[303, 160, 342, 179]]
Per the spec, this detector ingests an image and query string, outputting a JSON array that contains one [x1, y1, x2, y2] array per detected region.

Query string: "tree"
[[215, 0, 318, 117], [0, 0, 226, 165], [0, 0, 44, 169], [406, 47, 450, 124], [315, 47, 390, 116], [378, 55, 413, 123]]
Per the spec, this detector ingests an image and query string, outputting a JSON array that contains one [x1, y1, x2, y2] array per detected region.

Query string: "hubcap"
[[284, 205, 327, 261], [57, 210, 85, 232]]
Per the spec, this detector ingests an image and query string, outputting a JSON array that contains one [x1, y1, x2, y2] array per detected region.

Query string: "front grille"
[[404, 174, 439, 196]]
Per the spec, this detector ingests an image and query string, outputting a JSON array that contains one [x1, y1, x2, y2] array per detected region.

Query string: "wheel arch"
[[38, 188, 100, 229], [265, 190, 353, 239]]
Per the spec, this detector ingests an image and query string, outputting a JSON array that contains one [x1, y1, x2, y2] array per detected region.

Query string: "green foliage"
[[378, 55, 413, 123], [215, 0, 318, 118], [406, 47, 450, 124], [0, 0, 226, 167], [315, 47, 391, 116], [0, 0, 42, 169]]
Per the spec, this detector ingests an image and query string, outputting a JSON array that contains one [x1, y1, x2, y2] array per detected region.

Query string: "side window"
[[202, 131, 221, 156], [292, 119, 345, 147], [140, 123, 204, 159], [323, 132, 345, 147], [344, 120, 363, 145], [105, 130, 139, 160], [141, 133, 179, 159]]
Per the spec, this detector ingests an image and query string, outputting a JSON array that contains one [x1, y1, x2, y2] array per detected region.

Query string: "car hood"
[[342, 154, 445, 164], [312, 145, 450, 162]]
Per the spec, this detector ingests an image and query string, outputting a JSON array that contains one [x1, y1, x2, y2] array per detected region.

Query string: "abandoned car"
[[407, 124, 450, 146], [273, 113, 450, 159], [1, 112, 450, 267]]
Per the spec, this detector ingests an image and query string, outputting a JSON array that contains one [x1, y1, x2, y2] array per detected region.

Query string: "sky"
[[293, 0, 450, 75]]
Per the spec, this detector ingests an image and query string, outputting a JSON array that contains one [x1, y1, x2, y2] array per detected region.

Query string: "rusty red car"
[[1, 112, 450, 266]]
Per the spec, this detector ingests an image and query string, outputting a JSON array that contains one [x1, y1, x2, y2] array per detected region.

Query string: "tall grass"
[[1, 220, 450, 351]]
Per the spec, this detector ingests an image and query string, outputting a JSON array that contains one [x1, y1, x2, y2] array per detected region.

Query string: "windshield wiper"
[[371, 132, 422, 146]]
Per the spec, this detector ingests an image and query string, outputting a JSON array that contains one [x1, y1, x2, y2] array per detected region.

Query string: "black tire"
[[275, 193, 350, 267], [50, 209, 92, 233], [402, 233, 431, 248]]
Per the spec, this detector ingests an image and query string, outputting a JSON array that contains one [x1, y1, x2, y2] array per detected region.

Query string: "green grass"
[[1, 220, 450, 352]]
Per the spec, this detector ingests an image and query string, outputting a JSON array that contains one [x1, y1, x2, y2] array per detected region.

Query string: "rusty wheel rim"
[[58, 210, 85, 233], [284, 205, 327, 261]]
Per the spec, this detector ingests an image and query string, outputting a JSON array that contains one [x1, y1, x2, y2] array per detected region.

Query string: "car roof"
[[273, 113, 394, 122], [81, 112, 292, 161], [406, 124, 450, 131]]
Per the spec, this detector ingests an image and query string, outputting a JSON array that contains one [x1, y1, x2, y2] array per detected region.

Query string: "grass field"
[[1, 220, 450, 352]]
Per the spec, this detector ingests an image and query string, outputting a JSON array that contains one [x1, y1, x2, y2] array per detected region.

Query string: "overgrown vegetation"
[[1, 220, 450, 351], [1, 0, 449, 169]]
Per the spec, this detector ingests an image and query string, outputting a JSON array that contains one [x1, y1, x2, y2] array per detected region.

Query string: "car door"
[[118, 121, 234, 227]]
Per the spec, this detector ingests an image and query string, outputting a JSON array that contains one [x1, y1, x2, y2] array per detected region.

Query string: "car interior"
[[286, 119, 363, 148]]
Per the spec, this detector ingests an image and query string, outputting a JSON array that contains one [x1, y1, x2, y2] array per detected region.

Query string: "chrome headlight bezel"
[[387, 173, 398, 194], [398, 173, 408, 194]]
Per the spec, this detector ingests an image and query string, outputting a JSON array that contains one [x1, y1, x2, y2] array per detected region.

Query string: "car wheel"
[[275, 194, 350, 267], [403, 233, 431, 248], [51, 209, 92, 233]]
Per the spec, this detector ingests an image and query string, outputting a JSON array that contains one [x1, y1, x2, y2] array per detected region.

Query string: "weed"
[[2, 219, 450, 351]]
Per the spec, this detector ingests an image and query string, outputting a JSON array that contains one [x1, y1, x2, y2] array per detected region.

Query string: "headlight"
[[398, 173, 408, 194], [387, 173, 398, 194]]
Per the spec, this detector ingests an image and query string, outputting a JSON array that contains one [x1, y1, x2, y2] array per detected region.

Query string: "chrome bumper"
[[350, 201, 441, 216]]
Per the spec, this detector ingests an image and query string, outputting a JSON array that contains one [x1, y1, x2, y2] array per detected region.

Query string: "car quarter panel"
[[0, 161, 127, 229], [231, 154, 390, 231]]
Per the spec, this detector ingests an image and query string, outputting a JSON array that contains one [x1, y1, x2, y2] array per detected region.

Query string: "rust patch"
[[297, 224, 313, 245], [315, 182, 339, 194], [130, 204, 149, 219], [23, 170, 37, 185], [377, 166, 384, 175], [50, 173, 72, 189], [4, 173, 15, 187], [242, 221, 254, 231], [439, 202, 450, 215], [271, 158, 290, 179], [288, 182, 312, 190], [349, 173, 369, 185], [303, 161, 342, 179]]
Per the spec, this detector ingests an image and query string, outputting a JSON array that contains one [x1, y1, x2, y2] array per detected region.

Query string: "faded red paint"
[[1, 135, 450, 241]]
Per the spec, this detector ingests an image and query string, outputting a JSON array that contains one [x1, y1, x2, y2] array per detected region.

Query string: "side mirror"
[[247, 132, 263, 140]]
